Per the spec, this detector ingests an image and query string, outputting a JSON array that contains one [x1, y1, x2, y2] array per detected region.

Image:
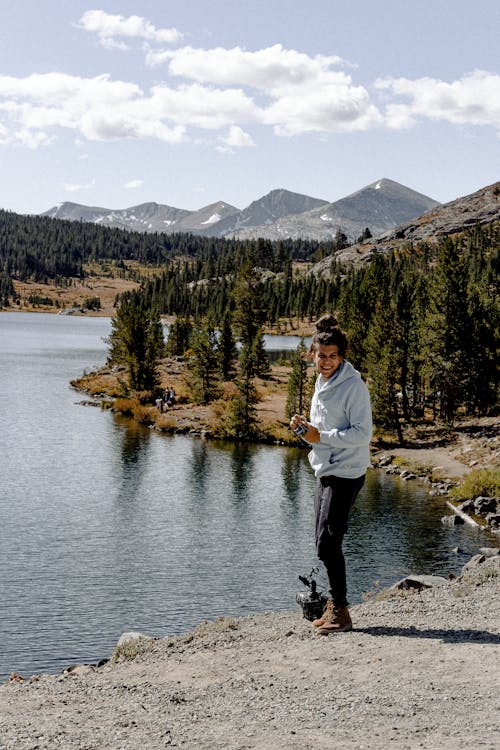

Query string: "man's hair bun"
[[311, 313, 348, 356], [314, 313, 339, 333]]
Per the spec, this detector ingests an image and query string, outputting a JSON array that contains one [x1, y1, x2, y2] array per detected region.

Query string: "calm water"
[[0, 312, 489, 681]]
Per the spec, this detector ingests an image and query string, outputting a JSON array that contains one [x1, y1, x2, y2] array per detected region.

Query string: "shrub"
[[112, 636, 157, 663], [449, 467, 500, 500], [392, 456, 434, 476], [113, 397, 136, 415]]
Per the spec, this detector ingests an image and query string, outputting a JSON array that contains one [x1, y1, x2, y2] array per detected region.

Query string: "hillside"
[[311, 180, 500, 275]]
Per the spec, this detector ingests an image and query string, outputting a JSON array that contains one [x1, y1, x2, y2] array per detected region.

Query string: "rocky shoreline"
[[371, 452, 500, 533], [1, 555, 498, 750]]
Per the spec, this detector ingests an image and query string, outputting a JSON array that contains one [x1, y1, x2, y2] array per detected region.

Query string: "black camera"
[[296, 567, 328, 621], [294, 423, 308, 437]]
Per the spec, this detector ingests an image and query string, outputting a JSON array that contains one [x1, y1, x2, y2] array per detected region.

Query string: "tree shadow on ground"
[[355, 626, 500, 645], [374, 436, 451, 450]]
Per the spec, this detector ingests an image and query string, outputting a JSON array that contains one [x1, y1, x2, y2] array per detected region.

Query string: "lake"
[[0, 312, 489, 681]]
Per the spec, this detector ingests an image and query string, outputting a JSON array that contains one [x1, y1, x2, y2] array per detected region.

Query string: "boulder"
[[377, 454, 393, 467], [474, 496, 497, 514], [478, 547, 500, 557], [401, 472, 417, 481], [461, 554, 486, 575], [458, 500, 476, 514], [117, 631, 149, 647], [441, 514, 464, 526], [63, 664, 95, 677], [485, 513, 500, 529]]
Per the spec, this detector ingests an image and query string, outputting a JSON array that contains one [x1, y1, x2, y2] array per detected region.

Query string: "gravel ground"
[[1, 556, 499, 750]]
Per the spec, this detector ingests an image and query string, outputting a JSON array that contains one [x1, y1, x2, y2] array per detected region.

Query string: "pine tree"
[[165, 316, 192, 356], [232, 254, 267, 346], [218, 311, 237, 380], [186, 317, 221, 403], [251, 330, 271, 379], [421, 237, 470, 425], [285, 338, 310, 420], [365, 290, 404, 443], [464, 228, 499, 414], [107, 299, 164, 392], [227, 342, 260, 438]]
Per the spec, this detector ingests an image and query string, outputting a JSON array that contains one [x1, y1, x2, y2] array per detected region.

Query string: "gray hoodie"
[[308, 360, 372, 479]]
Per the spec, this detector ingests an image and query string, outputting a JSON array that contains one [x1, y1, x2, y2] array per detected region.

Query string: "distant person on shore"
[[163, 387, 176, 408], [290, 314, 372, 634]]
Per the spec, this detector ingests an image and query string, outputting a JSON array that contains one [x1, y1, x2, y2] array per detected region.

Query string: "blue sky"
[[0, 0, 499, 214]]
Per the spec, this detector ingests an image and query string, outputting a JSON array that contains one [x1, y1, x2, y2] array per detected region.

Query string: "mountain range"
[[42, 179, 439, 243]]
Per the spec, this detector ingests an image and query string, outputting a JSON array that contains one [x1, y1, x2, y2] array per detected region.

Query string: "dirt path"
[[373, 446, 470, 479], [1, 557, 499, 750]]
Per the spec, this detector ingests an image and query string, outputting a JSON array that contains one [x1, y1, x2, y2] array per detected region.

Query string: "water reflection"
[[113, 416, 152, 512], [187, 438, 210, 481], [229, 442, 255, 503], [280, 448, 306, 511]]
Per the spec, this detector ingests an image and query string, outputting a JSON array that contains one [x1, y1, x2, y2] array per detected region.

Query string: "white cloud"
[[77, 10, 182, 49], [376, 70, 500, 131], [0, 72, 186, 144], [264, 80, 383, 135], [0, 119, 53, 148], [1, 29, 498, 154], [149, 83, 260, 129], [144, 47, 172, 67], [225, 126, 255, 147], [160, 44, 381, 135], [216, 125, 255, 153], [124, 179, 144, 189], [63, 179, 96, 192], [0, 72, 141, 106], [164, 44, 347, 94]]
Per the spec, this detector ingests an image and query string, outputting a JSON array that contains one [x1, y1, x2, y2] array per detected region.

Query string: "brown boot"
[[317, 605, 352, 635], [311, 599, 334, 628]]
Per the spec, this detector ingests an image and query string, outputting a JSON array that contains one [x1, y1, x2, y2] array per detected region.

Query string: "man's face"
[[312, 344, 344, 379]]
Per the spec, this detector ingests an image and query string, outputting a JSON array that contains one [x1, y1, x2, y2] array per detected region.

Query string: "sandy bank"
[[1, 556, 499, 750]]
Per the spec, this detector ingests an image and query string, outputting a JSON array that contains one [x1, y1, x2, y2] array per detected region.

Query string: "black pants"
[[314, 473, 365, 607]]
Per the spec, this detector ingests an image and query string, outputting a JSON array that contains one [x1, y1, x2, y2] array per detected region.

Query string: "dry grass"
[[70, 369, 128, 398], [392, 455, 435, 476], [12, 274, 141, 316], [449, 467, 500, 501]]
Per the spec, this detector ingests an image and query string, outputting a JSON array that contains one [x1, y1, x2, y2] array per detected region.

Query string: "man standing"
[[290, 314, 372, 634]]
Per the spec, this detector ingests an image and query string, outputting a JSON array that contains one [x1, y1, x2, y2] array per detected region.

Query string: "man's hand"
[[289, 414, 320, 443]]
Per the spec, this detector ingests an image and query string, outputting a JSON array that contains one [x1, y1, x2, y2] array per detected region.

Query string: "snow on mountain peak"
[[201, 213, 221, 225]]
